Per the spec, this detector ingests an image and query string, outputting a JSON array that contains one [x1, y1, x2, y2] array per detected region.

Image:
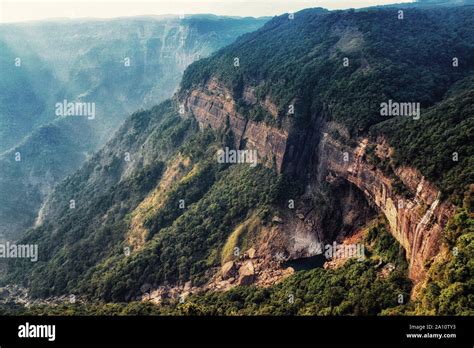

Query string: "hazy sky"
[[0, 0, 414, 23]]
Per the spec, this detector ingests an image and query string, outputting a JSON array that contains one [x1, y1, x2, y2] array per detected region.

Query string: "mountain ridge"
[[0, 15, 267, 241], [1, 5, 472, 315]]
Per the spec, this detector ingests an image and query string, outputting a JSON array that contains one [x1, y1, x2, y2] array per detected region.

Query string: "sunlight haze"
[[0, 0, 415, 23]]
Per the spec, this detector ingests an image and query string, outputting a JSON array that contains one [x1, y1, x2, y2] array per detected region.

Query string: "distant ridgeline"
[[1, 5, 473, 316], [0, 15, 267, 242]]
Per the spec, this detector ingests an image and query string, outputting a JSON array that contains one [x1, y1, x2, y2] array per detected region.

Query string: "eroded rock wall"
[[180, 77, 455, 285], [321, 132, 455, 282], [182, 79, 288, 171]]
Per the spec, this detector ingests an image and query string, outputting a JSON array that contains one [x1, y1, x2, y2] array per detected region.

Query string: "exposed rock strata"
[[183, 79, 288, 171], [181, 78, 455, 286], [320, 134, 455, 282]]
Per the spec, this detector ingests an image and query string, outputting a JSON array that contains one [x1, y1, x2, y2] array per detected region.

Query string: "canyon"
[[1, 5, 470, 315], [180, 77, 456, 289]]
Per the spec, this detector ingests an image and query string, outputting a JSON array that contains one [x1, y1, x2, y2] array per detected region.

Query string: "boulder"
[[221, 261, 236, 280], [247, 247, 256, 259], [184, 281, 192, 291], [237, 261, 255, 285]]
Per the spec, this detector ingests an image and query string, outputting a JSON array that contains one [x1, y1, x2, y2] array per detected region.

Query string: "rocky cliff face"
[[181, 78, 456, 286], [319, 130, 455, 283], [182, 79, 289, 171]]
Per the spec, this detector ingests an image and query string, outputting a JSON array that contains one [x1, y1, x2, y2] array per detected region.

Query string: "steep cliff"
[[183, 78, 288, 171], [179, 73, 457, 287], [176, 6, 473, 290], [2, 6, 472, 312], [320, 131, 456, 282]]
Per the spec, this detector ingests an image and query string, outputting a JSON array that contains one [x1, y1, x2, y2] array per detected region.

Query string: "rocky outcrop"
[[221, 261, 236, 280], [237, 261, 255, 285], [180, 76, 455, 287], [320, 132, 455, 283], [182, 79, 289, 172]]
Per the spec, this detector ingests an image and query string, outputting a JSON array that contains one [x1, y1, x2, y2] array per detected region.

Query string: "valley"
[[0, 4, 472, 317], [0, 15, 267, 241]]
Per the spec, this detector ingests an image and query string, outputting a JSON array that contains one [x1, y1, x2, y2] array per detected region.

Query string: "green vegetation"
[[180, 7, 474, 205], [86, 163, 279, 301], [4, 101, 194, 298], [384, 208, 474, 315], [181, 5, 473, 206], [5, 212, 471, 316], [2, 219, 411, 316], [0, 301, 164, 316], [365, 220, 408, 269], [4, 99, 280, 302], [172, 259, 410, 316], [221, 214, 260, 264], [181, 7, 473, 135], [364, 144, 413, 199], [169, 220, 411, 316], [0, 118, 98, 240], [372, 88, 474, 204], [1, 260, 410, 315], [421, 208, 473, 315], [2, 6, 472, 316]]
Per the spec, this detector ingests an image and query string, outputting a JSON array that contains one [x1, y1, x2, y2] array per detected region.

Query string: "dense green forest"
[[3, 100, 281, 301], [384, 208, 474, 315], [1, 5, 473, 316], [180, 6, 473, 203], [371, 86, 474, 204], [84, 162, 279, 301], [1, 219, 413, 315], [3, 101, 194, 297], [181, 7, 473, 134], [2, 211, 472, 316]]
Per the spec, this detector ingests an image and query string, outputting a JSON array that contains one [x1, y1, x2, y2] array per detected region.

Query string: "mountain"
[[1, 5, 473, 315], [0, 15, 267, 241]]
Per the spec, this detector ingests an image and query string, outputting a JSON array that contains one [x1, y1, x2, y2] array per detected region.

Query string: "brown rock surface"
[[221, 261, 236, 280], [183, 79, 288, 172], [247, 247, 256, 259], [322, 133, 455, 283], [237, 260, 255, 285]]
